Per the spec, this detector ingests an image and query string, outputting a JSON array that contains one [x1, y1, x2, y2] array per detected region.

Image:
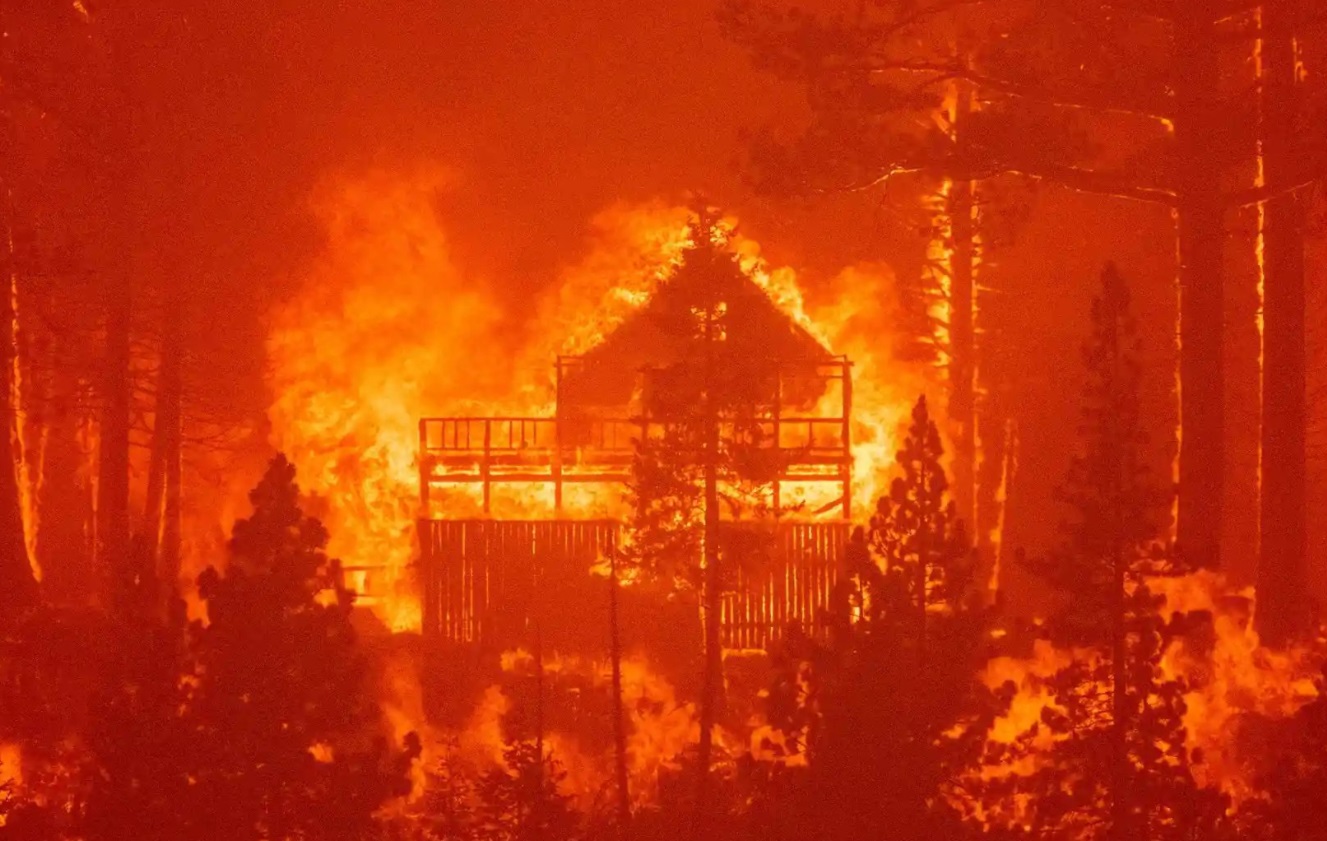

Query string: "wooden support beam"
[[418, 420, 430, 513], [773, 363, 782, 515], [481, 420, 492, 515], [842, 359, 853, 521]]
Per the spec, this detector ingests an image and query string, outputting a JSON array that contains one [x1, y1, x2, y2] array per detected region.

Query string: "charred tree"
[[948, 171, 979, 538], [1172, 3, 1226, 572], [1257, 0, 1312, 646], [723, 0, 1295, 575], [608, 549, 631, 836], [1016, 265, 1229, 840], [0, 174, 37, 616], [96, 263, 132, 595], [142, 299, 183, 609]]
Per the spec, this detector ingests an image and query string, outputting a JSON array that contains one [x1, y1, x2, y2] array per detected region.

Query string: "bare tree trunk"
[[1111, 544, 1130, 839], [37, 374, 94, 604], [609, 550, 631, 836], [143, 304, 181, 576], [1257, 0, 1309, 646], [1173, 5, 1225, 571], [1104, 277, 1132, 840], [0, 178, 36, 616], [949, 91, 978, 540], [97, 259, 132, 601], [143, 306, 183, 618], [161, 378, 182, 598], [694, 239, 722, 840]]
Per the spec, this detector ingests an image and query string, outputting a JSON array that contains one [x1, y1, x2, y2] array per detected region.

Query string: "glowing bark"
[[1173, 6, 1225, 571], [0, 182, 36, 614], [1256, 0, 1309, 646]]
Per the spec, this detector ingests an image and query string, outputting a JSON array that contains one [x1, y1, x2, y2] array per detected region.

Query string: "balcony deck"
[[419, 413, 854, 518]]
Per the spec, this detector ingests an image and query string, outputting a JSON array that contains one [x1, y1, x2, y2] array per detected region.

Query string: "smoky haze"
[[8, 0, 1306, 600]]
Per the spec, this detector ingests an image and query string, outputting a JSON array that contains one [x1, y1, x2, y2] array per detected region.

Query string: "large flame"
[[1154, 570, 1320, 800], [268, 168, 506, 632], [267, 170, 920, 631]]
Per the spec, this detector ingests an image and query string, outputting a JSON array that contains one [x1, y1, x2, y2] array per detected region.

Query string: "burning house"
[[415, 216, 858, 653]]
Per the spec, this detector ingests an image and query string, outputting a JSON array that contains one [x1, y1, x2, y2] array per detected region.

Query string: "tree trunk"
[[949, 80, 979, 541], [1111, 545, 1130, 838], [1105, 278, 1132, 839], [609, 550, 631, 836], [161, 383, 182, 601], [694, 243, 721, 839], [1173, 6, 1225, 571], [143, 305, 182, 602], [1256, 0, 1309, 646], [0, 181, 37, 616], [97, 263, 132, 599], [950, 177, 978, 537], [36, 370, 95, 604]]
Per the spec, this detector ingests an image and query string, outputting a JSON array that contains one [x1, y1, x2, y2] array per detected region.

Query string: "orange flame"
[[268, 170, 924, 631]]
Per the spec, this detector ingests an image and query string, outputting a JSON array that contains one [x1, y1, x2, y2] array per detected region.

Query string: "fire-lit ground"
[[260, 169, 1325, 815]]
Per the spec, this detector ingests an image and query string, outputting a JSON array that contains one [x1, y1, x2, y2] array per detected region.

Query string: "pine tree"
[[80, 602, 191, 841], [617, 207, 788, 833], [723, 0, 1315, 573], [869, 395, 977, 636], [416, 746, 480, 841], [477, 741, 581, 841], [1012, 265, 1230, 841], [180, 454, 419, 841], [760, 395, 1004, 841]]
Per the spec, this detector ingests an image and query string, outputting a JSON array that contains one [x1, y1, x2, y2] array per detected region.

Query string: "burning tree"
[[757, 395, 1006, 841], [1004, 265, 1230, 840]]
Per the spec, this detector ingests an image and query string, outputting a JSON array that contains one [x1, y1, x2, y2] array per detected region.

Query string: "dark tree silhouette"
[[477, 741, 581, 841], [81, 602, 191, 841], [413, 747, 480, 841], [720, 1, 1072, 547], [723, 0, 1327, 575], [1011, 265, 1229, 841], [1258, 0, 1316, 647], [617, 206, 795, 834], [0, 259, 36, 616], [181, 454, 419, 841], [758, 395, 1005, 841]]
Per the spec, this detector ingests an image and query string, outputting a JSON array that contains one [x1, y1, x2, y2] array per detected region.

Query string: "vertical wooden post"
[[841, 359, 853, 521], [554, 362, 564, 514], [418, 420, 430, 512], [481, 419, 492, 515], [772, 363, 781, 515]]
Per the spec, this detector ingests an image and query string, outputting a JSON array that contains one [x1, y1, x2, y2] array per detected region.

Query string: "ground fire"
[[5, 2, 1327, 840]]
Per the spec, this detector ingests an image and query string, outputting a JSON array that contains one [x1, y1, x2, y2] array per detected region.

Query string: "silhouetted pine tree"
[[1010, 265, 1230, 841], [181, 454, 418, 841], [80, 581, 191, 841], [617, 207, 791, 832], [759, 395, 1004, 841], [416, 747, 480, 841], [477, 741, 580, 841]]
